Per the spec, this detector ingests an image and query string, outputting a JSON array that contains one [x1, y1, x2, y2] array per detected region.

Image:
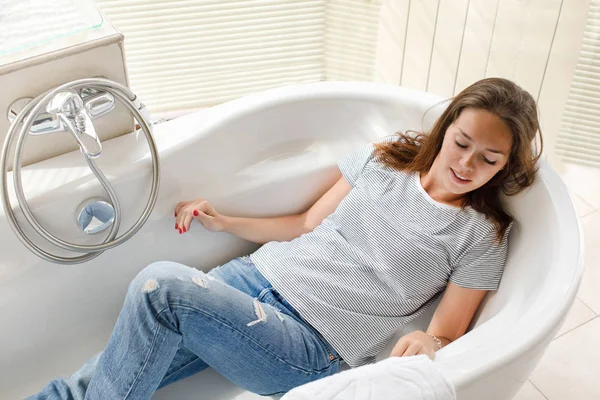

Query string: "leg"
[[25, 258, 248, 400], [134, 261, 341, 396], [28, 259, 340, 399], [157, 255, 332, 391], [156, 345, 209, 390], [159, 255, 308, 390]]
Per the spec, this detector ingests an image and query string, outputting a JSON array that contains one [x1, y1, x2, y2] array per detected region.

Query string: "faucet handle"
[[44, 90, 102, 158], [7, 97, 63, 135], [46, 90, 84, 118], [83, 91, 115, 119], [71, 111, 102, 158]]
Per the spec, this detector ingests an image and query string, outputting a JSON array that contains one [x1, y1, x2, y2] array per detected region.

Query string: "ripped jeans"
[[27, 257, 341, 399]]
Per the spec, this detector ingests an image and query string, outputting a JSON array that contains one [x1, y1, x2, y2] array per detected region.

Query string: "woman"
[[29, 77, 542, 399]]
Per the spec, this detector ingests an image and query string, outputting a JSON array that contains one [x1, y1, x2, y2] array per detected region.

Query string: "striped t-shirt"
[[251, 138, 512, 367]]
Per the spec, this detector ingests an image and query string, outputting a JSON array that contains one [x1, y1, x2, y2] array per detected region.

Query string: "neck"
[[419, 169, 464, 207]]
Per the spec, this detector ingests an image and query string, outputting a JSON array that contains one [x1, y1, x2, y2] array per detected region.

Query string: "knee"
[[129, 261, 194, 295]]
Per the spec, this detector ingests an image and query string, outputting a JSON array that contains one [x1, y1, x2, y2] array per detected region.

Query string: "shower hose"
[[0, 78, 160, 265]]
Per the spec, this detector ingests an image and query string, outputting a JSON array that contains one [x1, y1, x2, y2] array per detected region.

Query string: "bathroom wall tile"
[[576, 212, 600, 314], [554, 297, 596, 338], [512, 380, 548, 400], [558, 163, 600, 210], [576, 211, 600, 313], [529, 317, 600, 400], [573, 194, 596, 218], [580, 210, 600, 246]]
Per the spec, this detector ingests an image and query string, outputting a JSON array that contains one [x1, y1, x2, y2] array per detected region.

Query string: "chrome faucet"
[[7, 86, 116, 158], [46, 90, 102, 158]]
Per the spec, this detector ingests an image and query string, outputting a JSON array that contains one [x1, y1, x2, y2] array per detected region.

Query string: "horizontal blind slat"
[[136, 66, 324, 95], [129, 49, 323, 74], [563, 113, 600, 127], [565, 102, 600, 115], [127, 42, 323, 67], [558, 128, 600, 143], [99, 0, 310, 13], [149, 77, 321, 111], [131, 56, 323, 78], [558, 155, 600, 168], [125, 25, 322, 51], [94, 0, 381, 112], [557, 138, 600, 152], [573, 72, 600, 83], [557, 2, 600, 165], [107, 8, 325, 31], [555, 147, 600, 160], [119, 16, 326, 39], [101, 0, 324, 21], [561, 121, 600, 136]]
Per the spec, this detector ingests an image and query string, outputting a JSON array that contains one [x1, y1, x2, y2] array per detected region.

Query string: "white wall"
[[374, 0, 590, 168]]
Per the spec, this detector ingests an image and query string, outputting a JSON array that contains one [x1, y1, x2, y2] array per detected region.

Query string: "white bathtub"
[[0, 81, 583, 399]]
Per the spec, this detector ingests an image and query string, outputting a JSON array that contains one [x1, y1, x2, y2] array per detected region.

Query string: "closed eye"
[[455, 141, 467, 149], [456, 141, 497, 165]]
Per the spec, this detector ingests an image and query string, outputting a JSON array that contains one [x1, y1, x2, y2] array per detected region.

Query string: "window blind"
[[556, 0, 600, 166], [92, 0, 382, 115]]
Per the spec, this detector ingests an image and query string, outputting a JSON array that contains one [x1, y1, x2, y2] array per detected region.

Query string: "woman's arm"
[[175, 170, 352, 244], [390, 282, 488, 359], [222, 172, 351, 243]]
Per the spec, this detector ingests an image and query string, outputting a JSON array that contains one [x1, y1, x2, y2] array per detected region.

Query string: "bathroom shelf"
[[0, 0, 103, 58]]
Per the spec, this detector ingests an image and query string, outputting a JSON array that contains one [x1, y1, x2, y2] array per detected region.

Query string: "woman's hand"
[[390, 330, 438, 360], [174, 198, 225, 234]]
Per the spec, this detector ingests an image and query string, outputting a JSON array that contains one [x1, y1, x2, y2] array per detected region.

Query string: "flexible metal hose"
[[0, 78, 160, 264]]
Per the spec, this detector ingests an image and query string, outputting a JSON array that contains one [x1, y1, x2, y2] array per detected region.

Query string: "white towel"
[[282, 355, 456, 400]]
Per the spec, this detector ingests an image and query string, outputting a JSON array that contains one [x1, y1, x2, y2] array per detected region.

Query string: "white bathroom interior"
[[0, 0, 599, 399]]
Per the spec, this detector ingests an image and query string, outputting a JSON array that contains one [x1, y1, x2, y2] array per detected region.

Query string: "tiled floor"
[[513, 162, 600, 400]]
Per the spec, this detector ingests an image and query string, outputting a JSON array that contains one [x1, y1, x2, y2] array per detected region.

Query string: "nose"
[[459, 152, 475, 171]]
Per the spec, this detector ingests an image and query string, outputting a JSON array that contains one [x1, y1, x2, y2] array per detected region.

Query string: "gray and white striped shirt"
[[251, 138, 512, 367]]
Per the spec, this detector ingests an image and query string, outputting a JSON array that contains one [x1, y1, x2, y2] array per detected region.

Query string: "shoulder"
[[449, 209, 504, 254]]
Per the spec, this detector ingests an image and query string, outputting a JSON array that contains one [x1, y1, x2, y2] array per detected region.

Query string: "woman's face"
[[435, 108, 513, 196]]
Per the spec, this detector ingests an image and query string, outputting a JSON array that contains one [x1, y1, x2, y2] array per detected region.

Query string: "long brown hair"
[[373, 78, 543, 243]]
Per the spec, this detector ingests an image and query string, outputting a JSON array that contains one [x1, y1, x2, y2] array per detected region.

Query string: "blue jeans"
[[28, 256, 342, 399]]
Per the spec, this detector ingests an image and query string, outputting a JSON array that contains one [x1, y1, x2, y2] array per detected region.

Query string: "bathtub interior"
[[0, 83, 578, 399]]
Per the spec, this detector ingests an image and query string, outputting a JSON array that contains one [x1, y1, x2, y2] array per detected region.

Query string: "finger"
[[174, 201, 187, 217], [192, 208, 204, 224], [175, 205, 188, 231], [196, 201, 212, 216], [390, 341, 409, 358], [415, 348, 427, 356], [402, 344, 420, 357], [194, 209, 210, 228], [426, 348, 435, 360], [182, 214, 193, 233], [175, 213, 182, 232]]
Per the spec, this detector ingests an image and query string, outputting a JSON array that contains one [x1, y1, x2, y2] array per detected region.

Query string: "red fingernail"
[[183, 227, 187, 232], [193, 209, 198, 216], [175, 223, 178, 229], [174, 212, 177, 217], [179, 228, 182, 234]]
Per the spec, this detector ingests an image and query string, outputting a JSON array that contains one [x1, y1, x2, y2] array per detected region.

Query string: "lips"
[[450, 168, 472, 183]]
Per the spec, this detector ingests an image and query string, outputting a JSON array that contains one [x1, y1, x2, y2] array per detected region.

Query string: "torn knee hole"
[[191, 276, 208, 288], [247, 299, 267, 326], [141, 278, 159, 293]]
